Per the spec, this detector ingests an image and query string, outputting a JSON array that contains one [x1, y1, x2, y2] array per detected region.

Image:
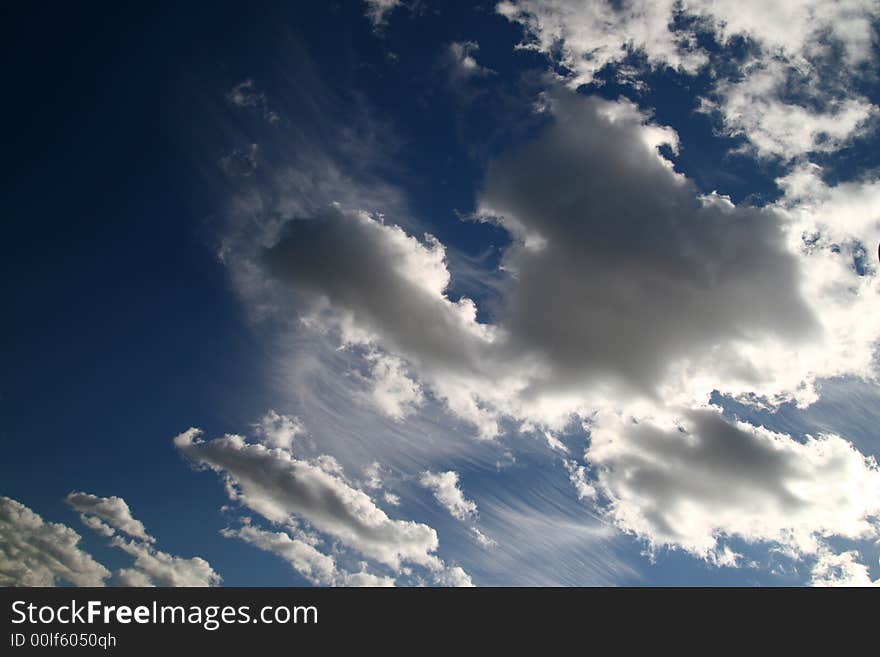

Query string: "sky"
[[2, 0, 880, 587]]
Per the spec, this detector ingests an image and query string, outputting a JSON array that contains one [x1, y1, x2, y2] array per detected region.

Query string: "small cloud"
[[253, 409, 305, 451], [225, 79, 279, 124], [563, 459, 597, 502], [68, 491, 220, 587], [420, 470, 477, 521], [65, 491, 155, 543], [442, 41, 494, 82], [471, 527, 497, 548], [363, 0, 401, 30]]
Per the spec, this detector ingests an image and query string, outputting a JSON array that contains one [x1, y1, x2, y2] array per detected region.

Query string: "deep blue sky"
[[3, 1, 879, 587]]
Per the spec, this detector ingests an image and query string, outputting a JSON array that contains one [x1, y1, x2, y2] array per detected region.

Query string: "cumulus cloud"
[[497, 0, 707, 86], [497, 0, 879, 158], [222, 523, 395, 586], [703, 61, 875, 160], [240, 81, 880, 571], [0, 496, 110, 587], [263, 205, 504, 436], [364, 0, 401, 29], [174, 427, 442, 571], [432, 565, 474, 587], [563, 459, 597, 502], [363, 351, 424, 420], [263, 91, 838, 437], [67, 491, 220, 587], [265, 88, 880, 429], [481, 91, 821, 408], [420, 470, 478, 521], [810, 548, 879, 587], [65, 491, 155, 543], [109, 536, 221, 587], [253, 409, 305, 451], [364, 461, 384, 489], [586, 408, 880, 560], [441, 41, 494, 83], [212, 22, 880, 580]]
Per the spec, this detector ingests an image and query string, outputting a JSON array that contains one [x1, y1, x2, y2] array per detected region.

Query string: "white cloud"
[[253, 409, 305, 451], [239, 86, 880, 574], [67, 491, 221, 587], [432, 565, 474, 587], [110, 536, 221, 587], [476, 91, 823, 411], [497, 0, 707, 87], [115, 568, 155, 587], [212, 27, 880, 582], [363, 350, 424, 420], [65, 491, 155, 543], [810, 548, 879, 587], [586, 407, 880, 560], [420, 470, 478, 521], [364, 461, 384, 489], [563, 459, 597, 502], [364, 0, 401, 29], [704, 61, 876, 160], [471, 527, 497, 548], [0, 496, 110, 587], [497, 0, 880, 158], [174, 427, 442, 571], [441, 41, 494, 83], [220, 523, 395, 586], [260, 90, 875, 440]]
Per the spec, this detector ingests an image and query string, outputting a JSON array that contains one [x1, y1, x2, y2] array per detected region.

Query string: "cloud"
[[67, 491, 221, 587], [225, 79, 279, 123], [364, 461, 384, 489], [263, 205, 504, 436], [702, 61, 876, 160], [65, 491, 155, 543], [363, 351, 424, 420], [174, 427, 442, 570], [420, 470, 478, 521], [441, 41, 494, 83], [364, 0, 401, 29], [496, 0, 707, 86], [478, 91, 820, 407], [471, 527, 497, 548], [109, 536, 221, 587], [809, 548, 879, 587], [221, 523, 395, 586], [563, 459, 597, 502], [0, 496, 109, 586], [261, 91, 835, 438], [586, 407, 880, 560], [253, 409, 305, 451], [210, 29, 880, 582], [497, 0, 879, 158], [234, 82, 880, 574], [432, 565, 474, 587]]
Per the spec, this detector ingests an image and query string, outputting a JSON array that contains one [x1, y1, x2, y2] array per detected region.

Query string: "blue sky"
[[3, 1, 880, 587]]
